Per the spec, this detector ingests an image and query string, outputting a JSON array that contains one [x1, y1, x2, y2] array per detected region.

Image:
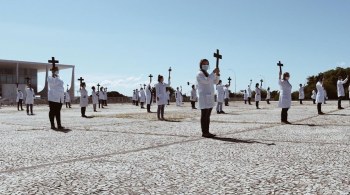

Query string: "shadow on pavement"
[[210, 137, 275, 146]]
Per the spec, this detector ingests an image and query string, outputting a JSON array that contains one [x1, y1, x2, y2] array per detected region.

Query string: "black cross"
[[78, 77, 84, 84], [213, 49, 222, 68], [149, 74, 153, 83], [48, 57, 59, 70], [168, 67, 172, 78], [260, 79, 263, 87], [277, 61, 283, 72], [97, 83, 100, 92], [25, 77, 31, 84], [228, 77, 232, 86]]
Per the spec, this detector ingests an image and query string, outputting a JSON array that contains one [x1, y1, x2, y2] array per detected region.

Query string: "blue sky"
[[1, 0, 349, 96]]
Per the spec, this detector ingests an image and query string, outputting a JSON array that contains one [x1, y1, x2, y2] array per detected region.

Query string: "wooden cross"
[[213, 49, 222, 68], [25, 77, 31, 84], [149, 74, 153, 83], [78, 77, 84, 85], [228, 77, 232, 86], [97, 83, 100, 92], [48, 57, 59, 70], [168, 67, 172, 78], [277, 61, 283, 72]]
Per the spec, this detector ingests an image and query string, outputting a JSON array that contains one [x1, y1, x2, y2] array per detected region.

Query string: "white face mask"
[[285, 77, 290, 80], [54, 71, 59, 76], [202, 65, 209, 71]]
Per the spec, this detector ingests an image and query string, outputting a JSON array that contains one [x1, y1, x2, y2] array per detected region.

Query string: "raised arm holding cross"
[[97, 83, 100, 92], [48, 57, 59, 71], [213, 49, 222, 69], [149, 74, 153, 83], [168, 67, 172, 79], [228, 77, 232, 86], [260, 79, 263, 88], [277, 61, 284, 79]]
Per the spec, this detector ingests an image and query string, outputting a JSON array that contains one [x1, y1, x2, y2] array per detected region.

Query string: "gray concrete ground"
[[0, 101, 349, 194]]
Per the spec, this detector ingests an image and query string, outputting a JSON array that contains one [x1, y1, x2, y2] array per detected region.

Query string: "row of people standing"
[[15, 84, 36, 115]]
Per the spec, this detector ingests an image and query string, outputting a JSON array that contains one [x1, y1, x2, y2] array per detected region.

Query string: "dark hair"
[[158, 75, 163, 82], [318, 74, 324, 81], [192, 85, 195, 89], [199, 59, 209, 77], [283, 72, 290, 80], [92, 86, 95, 90], [80, 82, 86, 88], [255, 83, 259, 87]]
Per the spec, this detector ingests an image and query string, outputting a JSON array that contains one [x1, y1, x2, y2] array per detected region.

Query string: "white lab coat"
[[299, 86, 305, 99], [103, 91, 108, 101], [80, 88, 89, 107], [167, 91, 171, 101], [278, 79, 292, 108], [140, 89, 146, 103], [98, 91, 104, 100], [216, 84, 225, 103], [64, 92, 71, 103], [25, 88, 35, 105], [176, 90, 182, 106], [311, 90, 316, 99], [16, 91, 23, 102], [255, 87, 261, 102], [146, 85, 152, 104], [155, 78, 171, 105], [316, 81, 324, 104], [190, 88, 198, 101], [132, 92, 136, 101], [92, 91, 99, 104], [224, 87, 230, 99], [135, 90, 140, 101], [266, 90, 271, 100], [247, 86, 252, 98], [337, 78, 348, 97], [196, 71, 220, 109], [243, 92, 248, 100], [48, 76, 65, 103]]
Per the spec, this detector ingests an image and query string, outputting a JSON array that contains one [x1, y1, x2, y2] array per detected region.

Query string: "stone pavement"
[[0, 101, 349, 194]]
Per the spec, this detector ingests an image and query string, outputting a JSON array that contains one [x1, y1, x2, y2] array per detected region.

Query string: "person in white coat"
[[190, 85, 198, 109], [247, 85, 252, 105], [25, 83, 35, 115], [216, 80, 225, 114], [278, 71, 292, 124], [311, 90, 316, 104], [243, 90, 248, 104], [135, 89, 140, 106], [175, 87, 182, 106], [16, 90, 24, 111], [80, 82, 88, 118], [255, 83, 261, 109], [166, 88, 171, 105], [155, 75, 171, 120], [48, 67, 65, 130], [64, 90, 71, 108], [132, 90, 136, 105], [146, 84, 153, 113], [98, 87, 105, 109], [337, 75, 348, 109], [316, 75, 325, 115], [298, 84, 305, 105], [91, 86, 99, 112], [139, 88, 146, 109], [197, 59, 220, 138], [103, 88, 108, 107], [224, 84, 230, 106], [266, 87, 271, 104]]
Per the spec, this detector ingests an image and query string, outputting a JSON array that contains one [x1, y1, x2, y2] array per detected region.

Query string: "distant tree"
[[107, 91, 127, 97]]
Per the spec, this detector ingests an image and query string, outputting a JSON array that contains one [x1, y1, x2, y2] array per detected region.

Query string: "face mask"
[[285, 77, 290, 80], [54, 71, 59, 76], [202, 65, 209, 71]]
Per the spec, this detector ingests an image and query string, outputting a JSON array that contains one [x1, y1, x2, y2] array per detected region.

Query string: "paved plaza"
[[0, 101, 349, 194]]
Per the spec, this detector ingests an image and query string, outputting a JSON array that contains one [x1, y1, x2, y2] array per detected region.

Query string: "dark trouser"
[[313, 99, 316, 104], [225, 98, 229, 106], [299, 99, 303, 104], [167, 100, 170, 105], [136, 101, 139, 106], [244, 100, 247, 104], [99, 100, 104, 108], [281, 108, 289, 122], [147, 104, 151, 112], [248, 97, 252, 105], [93, 104, 97, 111], [132, 100, 135, 105], [104, 100, 107, 106], [191, 101, 196, 109], [66, 102, 71, 108], [49, 101, 62, 128], [338, 96, 343, 108], [17, 99, 23, 110], [81, 107, 86, 116], [157, 105, 165, 119], [267, 99, 270, 104], [317, 103, 322, 113], [141, 102, 144, 108], [26, 104, 33, 114], [256, 101, 259, 109], [201, 108, 212, 134]]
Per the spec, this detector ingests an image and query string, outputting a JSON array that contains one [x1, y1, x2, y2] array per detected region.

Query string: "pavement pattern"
[[0, 101, 349, 194]]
